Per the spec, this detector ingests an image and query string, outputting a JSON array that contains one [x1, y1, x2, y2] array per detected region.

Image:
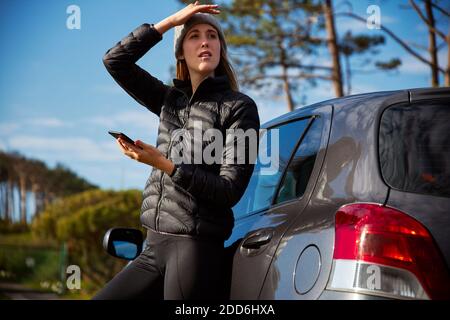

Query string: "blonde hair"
[[176, 38, 239, 91]]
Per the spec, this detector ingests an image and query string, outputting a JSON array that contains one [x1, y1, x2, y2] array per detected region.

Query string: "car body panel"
[[257, 91, 410, 299], [230, 104, 332, 299], [382, 88, 450, 269], [385, 191, 450, 268], [409, 86, 450, 102]]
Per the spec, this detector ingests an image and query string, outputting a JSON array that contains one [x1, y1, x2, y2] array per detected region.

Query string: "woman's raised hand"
[[170, 1, 220, 26], [154, 2, 220, 35]]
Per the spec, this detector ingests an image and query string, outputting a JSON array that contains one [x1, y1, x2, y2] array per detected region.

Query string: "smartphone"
[[108, 130, 143, 149]]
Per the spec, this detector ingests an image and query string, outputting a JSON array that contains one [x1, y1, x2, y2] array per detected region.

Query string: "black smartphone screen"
[[108, 130, 143, 149]]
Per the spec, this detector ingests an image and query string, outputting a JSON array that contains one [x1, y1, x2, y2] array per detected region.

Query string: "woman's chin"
[[197, 63, 218, 74]]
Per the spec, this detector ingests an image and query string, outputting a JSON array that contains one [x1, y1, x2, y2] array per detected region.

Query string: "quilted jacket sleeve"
[[102, 23, 169, 116], [170, 98, 260, 208]]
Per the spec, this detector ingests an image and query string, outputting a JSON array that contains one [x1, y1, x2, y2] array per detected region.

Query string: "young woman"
[[93, 2, 260, 300]]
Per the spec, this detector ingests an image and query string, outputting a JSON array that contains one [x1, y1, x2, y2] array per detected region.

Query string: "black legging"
[[92, 229, 226, 300]]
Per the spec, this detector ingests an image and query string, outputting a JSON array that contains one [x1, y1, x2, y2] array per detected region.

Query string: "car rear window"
[[379, 101, 450, 198]]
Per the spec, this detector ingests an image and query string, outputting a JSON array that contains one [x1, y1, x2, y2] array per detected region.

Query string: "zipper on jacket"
[[166, 89, 195, 158], [155, 89, 192, 232], [154, 170, 164, 232]]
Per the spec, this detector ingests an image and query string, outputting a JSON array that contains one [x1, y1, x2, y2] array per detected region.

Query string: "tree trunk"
[[1, 182, 9, 221], [43, 191, 55, 210], [424, 0, 439, 87], [19, 175, 27, 224], [344, 54, 352, 95], [322, 0, 344, 97], [7, 179, 14, 221], [277, 33, 295, 111], [282, 65, 295, 111], [31, 183, 41, 218], [0, 183, 5, 220]]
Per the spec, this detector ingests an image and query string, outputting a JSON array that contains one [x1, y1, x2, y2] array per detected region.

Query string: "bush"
[[0, 220, 30, 234], [0, 244, 60, 288], [31, 189, 144, 296]]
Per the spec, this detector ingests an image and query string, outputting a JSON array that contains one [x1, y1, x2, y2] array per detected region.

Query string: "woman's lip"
[[198, 51, 212, 57]]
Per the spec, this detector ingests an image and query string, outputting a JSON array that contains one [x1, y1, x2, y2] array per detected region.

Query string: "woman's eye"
[[190, 34, 198, 39]]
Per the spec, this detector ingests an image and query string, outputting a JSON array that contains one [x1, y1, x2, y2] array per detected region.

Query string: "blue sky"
[[0, 0, 448, 193]]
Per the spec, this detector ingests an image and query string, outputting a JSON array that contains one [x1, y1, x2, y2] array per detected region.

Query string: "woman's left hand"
[[117, 138, 175, 174]]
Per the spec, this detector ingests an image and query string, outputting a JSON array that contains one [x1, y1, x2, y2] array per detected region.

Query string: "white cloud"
[[0, 117, 71, 134], [398, 48, 447, 75], [0, 123, 20, 135], [336, 16, 372, 33], [8, 136, 122, 162], [25, 117, 68, 128], [71, 160, 150, 190], [241, 86, 289, 123], [400, 55, 429, 74], [302, 84, 336, 105], [300, 55, 333, 68], [88, 110, 159, 131], [350, 83, 380, 95], [0, 109, 158, 133], [245, 82, 336, 123]]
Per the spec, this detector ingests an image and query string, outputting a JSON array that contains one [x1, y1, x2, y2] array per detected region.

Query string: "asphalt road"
[[0, 282, 60, 300]]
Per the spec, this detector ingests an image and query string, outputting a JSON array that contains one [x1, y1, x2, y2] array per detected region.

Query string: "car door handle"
[[242, 230, 273, 249]]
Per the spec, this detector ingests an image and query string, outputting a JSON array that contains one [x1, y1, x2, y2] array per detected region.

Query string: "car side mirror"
[[103, 227, 143, 260]]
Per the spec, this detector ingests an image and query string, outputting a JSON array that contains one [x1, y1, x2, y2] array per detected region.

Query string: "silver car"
[[104, 87, 450, 300]]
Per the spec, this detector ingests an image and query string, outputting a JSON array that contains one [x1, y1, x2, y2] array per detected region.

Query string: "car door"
[[228, 104, 332, 299]]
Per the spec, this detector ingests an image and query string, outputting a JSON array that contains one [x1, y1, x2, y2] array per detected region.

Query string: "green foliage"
[[176, 0, 405, 105], [211, 0, 325, 100], [340, 31, 386, 56], [46, 163, 98, 198], [0, 151, 98, 196], [0, 245, 60, 284], [376, 58, 402, 70], [31, 188, 144, 295], [1, 150, 98, 224], [0, 230, 56, 248], [0, 220, 30, 234], [0, 232, 62, 293]]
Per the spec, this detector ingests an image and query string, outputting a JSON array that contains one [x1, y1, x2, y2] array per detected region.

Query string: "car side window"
[[274, 117, 323, 204], [379, 101, 450, 197], [232, 118, 311, 219]]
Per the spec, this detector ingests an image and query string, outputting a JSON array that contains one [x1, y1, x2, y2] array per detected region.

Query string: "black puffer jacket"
[[102, 24, 260, 241]]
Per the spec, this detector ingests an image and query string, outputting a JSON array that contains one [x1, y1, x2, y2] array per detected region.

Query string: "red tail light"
[[331, 203, 450, 300]]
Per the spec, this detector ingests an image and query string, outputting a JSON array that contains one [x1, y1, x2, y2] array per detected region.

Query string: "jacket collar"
[[173, 75, 231, 98]]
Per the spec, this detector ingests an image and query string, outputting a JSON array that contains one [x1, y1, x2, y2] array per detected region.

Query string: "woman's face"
[[181, 23, 221, 79]]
